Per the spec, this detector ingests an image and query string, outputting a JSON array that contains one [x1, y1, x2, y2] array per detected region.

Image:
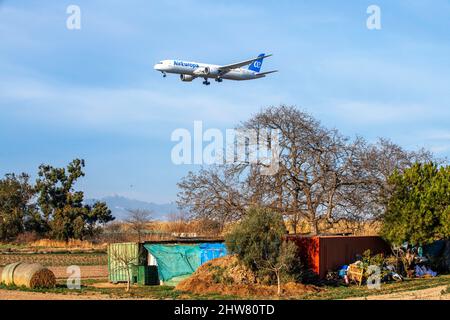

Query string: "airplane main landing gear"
[[203, 78, 210, 85], [215, 77, 223, 83]]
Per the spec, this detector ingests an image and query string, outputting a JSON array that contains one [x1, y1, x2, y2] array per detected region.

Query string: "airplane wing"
[[257, 70, 278, 76], [218, 54, 273, 73]]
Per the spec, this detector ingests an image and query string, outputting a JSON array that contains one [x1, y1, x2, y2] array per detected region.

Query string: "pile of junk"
[[328, 240, 449, 286]]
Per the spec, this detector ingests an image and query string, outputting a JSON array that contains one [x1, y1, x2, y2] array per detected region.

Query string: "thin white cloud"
[[429, 145, 450, 154], [0, 76, 283, 135], [417, 129, 450, 156], [329, 100, 432, 124], [423, 130, 450, 141], [316, 55, 450, 97]]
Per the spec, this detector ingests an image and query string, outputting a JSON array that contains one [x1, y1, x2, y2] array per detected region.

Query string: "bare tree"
[[177, 105, 435, 235], [177, 165, 247, 229], [102, 221, 126, 243], [125, 209, 152, 242], [356, 138, 434, 219], [167, 211, 191, 234], [108, 245, 138, 292], [242, 106, 366, 234], [258, 241, 297, 296]]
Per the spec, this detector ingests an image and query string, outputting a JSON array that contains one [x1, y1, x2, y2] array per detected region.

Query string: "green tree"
[[225, 207, 298, 293], [0, 173, 39, 241], [382, 163, 450, 245], [84, 202, 116, 238], [35, 159, 114, 241]]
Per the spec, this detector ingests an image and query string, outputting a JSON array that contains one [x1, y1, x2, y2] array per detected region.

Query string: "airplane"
[[153, 53, 277, 85]]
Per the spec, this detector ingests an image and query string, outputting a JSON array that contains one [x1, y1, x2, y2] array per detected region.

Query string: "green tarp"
[[144, 244, 201, 282]]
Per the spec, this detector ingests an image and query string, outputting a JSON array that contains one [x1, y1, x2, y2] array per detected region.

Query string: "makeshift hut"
[[108, 239, 227, 286]]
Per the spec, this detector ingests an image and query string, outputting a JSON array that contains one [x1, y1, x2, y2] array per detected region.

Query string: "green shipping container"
[[108, 242, 147, 283]]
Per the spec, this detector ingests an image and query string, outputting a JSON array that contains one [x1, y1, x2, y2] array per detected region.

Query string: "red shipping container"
[[286, 235, 391, 278]]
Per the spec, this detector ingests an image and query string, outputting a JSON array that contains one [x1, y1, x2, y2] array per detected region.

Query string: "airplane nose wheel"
[[161, 71, 167, 78], [203, 78, 210, 85]]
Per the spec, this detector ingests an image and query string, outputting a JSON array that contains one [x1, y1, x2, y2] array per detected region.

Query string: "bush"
[[225, 207, 300, 294]]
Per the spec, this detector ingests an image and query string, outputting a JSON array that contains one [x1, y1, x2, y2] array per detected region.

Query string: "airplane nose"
[[154, 64, 160, 70]]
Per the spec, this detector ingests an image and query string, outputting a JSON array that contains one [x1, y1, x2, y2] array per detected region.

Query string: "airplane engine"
[[193, 66, 212, 76], [180, 74, 195, 82]]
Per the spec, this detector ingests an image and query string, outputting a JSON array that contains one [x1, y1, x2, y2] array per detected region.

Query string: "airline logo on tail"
[[248, 53, 265, 72]]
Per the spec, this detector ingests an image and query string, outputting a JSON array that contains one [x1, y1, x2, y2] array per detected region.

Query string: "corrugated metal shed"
[[108, 242, 147, 283], [287, 235, 391, 278]]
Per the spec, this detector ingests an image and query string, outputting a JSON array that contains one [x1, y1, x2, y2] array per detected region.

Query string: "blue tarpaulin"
[[199, 243, 228, 265]]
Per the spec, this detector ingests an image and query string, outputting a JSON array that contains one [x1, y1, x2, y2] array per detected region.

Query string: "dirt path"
[[346, 285, 449, 300], [0, 289, 113, 300]]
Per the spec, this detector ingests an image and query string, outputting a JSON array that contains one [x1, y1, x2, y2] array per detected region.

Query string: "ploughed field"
[[0, 253, 106, 266], [0, 253, 108, 280]]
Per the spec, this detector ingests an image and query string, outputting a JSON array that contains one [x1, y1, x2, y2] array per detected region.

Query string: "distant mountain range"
[[85, 195, 178, 221]]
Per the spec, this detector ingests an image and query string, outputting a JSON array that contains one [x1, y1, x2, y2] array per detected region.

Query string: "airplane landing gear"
[[161, 71, 167, 78], [215, 78, 223, 83], [203, 78, 211, 85]]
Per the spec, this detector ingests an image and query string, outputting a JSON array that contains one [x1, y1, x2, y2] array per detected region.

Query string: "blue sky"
[[1, 0, 449, 203]]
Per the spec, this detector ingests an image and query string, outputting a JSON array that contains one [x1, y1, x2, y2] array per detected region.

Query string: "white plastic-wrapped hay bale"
[[1, 262, 22, 286], [1, 262, 56, 288]]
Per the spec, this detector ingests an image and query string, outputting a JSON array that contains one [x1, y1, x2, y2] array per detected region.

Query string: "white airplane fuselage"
[[154, 60, 264, 81]]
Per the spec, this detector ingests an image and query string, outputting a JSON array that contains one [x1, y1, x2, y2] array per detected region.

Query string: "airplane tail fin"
[[248, 53, 265, 72]]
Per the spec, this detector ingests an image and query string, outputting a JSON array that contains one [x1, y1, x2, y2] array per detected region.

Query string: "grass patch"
[[0, 282, 87, 295], [0, 243, 27, 251], [297, 274, 450, 300]]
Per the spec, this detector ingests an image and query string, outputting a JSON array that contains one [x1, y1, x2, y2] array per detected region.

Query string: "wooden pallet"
[[347, 264, 364, 286]]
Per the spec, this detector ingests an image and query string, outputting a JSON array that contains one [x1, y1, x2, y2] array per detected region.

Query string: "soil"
[[347, 285, 450, 300], [50, 265, 108, 279], [176, 255, 320, 298], [1, 284, 447, 300], [90, 281, 128, 289], [0, 289, 112, 300], [0, 253, 107, 266], [0, 265, 108, 280]]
